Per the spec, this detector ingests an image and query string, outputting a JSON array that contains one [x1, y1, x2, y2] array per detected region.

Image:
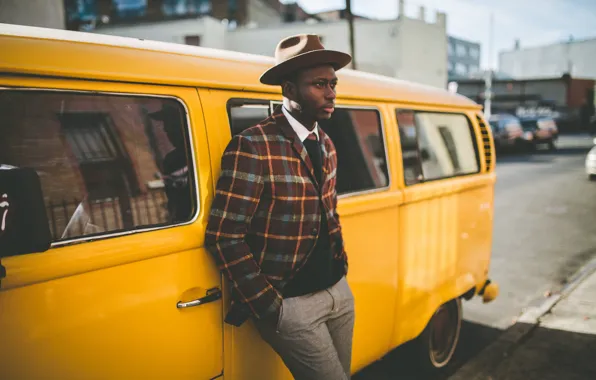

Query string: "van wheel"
[[410, 298, 462, 373]]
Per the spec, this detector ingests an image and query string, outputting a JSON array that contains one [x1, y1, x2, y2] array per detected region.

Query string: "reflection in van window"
[[319, 108, 389, 195], [396, 110, 423, 185], [228, 101, 271, 136], [397, 110, 479, 184], [0, 91, 195, 242]]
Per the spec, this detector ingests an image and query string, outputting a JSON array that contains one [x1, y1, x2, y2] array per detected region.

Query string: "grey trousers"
[[254, 276, 355, 380]]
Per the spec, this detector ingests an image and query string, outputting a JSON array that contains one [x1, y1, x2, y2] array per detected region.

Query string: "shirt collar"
[[282, 106, 320, 142]]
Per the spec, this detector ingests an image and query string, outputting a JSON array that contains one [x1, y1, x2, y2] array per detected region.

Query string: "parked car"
[[587, 137, 596, 181], [489, 114, 525, 152], [519, 116, 558, 150]]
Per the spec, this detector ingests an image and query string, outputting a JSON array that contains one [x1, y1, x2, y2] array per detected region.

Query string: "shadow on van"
[[353, 320, 503, 380]]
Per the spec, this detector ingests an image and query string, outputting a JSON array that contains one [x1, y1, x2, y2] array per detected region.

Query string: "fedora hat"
[[260, 34, 352, 85]]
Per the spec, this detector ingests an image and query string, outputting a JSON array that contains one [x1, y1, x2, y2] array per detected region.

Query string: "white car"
[[587, 138, 596, 181]]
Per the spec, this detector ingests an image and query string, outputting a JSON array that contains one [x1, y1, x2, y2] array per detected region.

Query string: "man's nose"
[[325, 86, 336, 100]]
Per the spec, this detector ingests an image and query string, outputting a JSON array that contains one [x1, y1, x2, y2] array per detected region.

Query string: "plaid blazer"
[[205, 110, 348, 326]]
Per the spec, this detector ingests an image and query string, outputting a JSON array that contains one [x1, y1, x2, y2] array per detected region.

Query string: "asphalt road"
[[355, 134, 596, 379]]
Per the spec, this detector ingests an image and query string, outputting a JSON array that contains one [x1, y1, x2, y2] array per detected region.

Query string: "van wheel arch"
[[404, 298, 463, 374]]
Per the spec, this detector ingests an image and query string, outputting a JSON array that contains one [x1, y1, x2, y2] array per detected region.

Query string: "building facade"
[[94, 8, 449, 88], [0, 0, 65, 29], [499, 37, 596, 80], [447, 36, 481, 81]]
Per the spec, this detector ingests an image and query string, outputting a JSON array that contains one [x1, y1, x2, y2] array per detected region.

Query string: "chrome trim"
[[0, 86, 201, 248]]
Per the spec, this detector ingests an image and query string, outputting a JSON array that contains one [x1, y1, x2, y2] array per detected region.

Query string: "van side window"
[[0, 90, 196, 242], [319, 108, 389, 195], [227, 99, 271, 136], [396, 110, 424, 185], [397, 109, 480, 184]]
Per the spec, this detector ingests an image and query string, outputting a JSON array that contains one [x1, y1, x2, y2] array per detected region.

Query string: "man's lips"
[[322, 105, 335, 113]]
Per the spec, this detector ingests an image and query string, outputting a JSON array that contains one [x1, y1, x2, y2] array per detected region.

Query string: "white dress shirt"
[[282, 106, 320, 142]]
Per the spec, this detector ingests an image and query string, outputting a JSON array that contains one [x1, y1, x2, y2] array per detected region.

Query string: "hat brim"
[[260, 49, 352, 85]]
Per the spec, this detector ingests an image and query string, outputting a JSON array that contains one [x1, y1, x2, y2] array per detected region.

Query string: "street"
[[355, 134, 596, 379]]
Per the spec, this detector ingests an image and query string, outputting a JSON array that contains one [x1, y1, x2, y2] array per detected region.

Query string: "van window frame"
[[396, 108, 481, 185], [0, 86, 201, 249], [226, 99, 391, 198]]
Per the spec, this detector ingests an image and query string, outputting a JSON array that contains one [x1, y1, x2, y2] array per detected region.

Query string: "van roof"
[[0, 23, 479, 109]]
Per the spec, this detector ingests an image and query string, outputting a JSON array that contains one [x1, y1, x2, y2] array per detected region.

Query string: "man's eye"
[[315, 82, 325, 88], [330, 83, 337, 89]]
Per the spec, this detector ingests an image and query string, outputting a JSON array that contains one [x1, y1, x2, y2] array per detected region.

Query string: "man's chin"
[[317, 111, 334, 120]]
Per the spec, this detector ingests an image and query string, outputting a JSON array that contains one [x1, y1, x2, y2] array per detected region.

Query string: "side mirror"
[[0, 167, 52, 258], [420, 148, 431, 161]]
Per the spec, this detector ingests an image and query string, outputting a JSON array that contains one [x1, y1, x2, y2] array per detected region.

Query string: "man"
[[205, 34, 355, 379]]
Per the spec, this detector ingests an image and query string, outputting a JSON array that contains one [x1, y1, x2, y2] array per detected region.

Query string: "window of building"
[[319, 108, 389, 195], [396, 110, 479, 185], [469, 47, 479, 59], [184, 35, 201, 46], [448, 43, 454, 56], [0, 90, 195, 242], [455, 62, 467, 75], [456, 44, 467, 57], [469, 64, 479, 74], [448, 61, 454, 72]]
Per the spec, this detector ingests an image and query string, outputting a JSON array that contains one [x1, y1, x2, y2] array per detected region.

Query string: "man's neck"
[[283, 99, 316, 131]]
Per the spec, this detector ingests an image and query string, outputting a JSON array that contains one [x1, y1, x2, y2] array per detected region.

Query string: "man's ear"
[[282, 80, 297, 101]]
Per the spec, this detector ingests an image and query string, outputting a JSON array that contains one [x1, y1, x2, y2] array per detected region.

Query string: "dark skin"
[[281, 64, 338, 130]]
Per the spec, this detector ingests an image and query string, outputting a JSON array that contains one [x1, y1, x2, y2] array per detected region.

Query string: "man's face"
[[286, 65, 338, 123]]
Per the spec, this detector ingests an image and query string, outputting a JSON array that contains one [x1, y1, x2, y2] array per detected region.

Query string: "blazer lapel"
[[318, 130, 331, 188], [274, 112, 319, 188]]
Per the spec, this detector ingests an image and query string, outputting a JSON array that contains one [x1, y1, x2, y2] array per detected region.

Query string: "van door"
[[0, 77, 223, 380]]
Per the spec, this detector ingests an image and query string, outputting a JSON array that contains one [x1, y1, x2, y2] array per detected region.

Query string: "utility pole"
[[484, 12, 494, 118], [346, 0, 357, 69]]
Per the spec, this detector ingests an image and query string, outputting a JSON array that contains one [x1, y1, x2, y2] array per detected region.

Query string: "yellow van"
[[0, 24, 498, 379]]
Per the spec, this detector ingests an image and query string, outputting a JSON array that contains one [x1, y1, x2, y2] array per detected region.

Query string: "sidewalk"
[[450, 258, 596, 380]]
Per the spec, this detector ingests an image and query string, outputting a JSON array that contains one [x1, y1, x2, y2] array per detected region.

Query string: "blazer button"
[[311, 228, 318, 236]]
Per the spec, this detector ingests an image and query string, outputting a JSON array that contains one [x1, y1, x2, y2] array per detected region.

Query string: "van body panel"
[[0, 77, 224, 380], [0, 24, 478, 109]]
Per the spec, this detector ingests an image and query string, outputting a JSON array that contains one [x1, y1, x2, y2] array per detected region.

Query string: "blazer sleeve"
[[205, 134, 282, 320]]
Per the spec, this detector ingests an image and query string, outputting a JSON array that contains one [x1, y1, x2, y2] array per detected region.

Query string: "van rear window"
[[396, 110, 480, 185], [0, 90, 196, 243]]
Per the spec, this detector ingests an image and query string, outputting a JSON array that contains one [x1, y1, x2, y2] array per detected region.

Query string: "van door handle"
[[177, 288, 222, 309]]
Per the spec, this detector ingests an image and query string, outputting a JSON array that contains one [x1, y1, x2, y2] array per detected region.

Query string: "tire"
[[548, 139, 556, 151], [590, 174, 596, 182], [408, 298, 463, 374]]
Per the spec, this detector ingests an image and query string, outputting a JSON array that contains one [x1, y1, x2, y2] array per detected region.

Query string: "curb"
[[448, 256, 596, 380]]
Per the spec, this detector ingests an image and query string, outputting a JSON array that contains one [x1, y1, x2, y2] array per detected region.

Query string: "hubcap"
[[429, 302, 460, 367]]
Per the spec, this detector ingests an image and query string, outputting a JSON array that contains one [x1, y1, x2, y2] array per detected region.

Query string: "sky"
[[280, 0, 596, 70]]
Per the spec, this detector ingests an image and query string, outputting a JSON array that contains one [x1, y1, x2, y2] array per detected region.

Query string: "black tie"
[[303, 132, 322, 185]]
